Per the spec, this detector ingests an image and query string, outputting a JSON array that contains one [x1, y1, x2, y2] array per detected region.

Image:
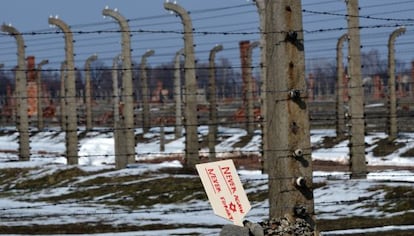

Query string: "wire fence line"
[[0, 2, 414, 235], [0, 0, 411, 181], [0, 1, 413, 67]]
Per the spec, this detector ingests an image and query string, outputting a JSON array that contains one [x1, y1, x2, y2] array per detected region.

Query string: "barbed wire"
[[303, 9, 414, 22], [0, 2, 413, 69], [0, 21, 411, 39], [0, 3, 413, 233]]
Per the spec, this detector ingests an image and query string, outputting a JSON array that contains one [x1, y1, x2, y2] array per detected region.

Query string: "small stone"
[[244, 220, 265, 236], [219, 224, 249, 236]]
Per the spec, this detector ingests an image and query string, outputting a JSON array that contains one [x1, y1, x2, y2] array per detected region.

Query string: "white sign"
[[196, 159, 251, 226]]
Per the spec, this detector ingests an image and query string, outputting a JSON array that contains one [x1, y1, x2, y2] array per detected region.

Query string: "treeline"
[[307, 49, 412, 96], [0, 49, 411, 101], [0, 57, 244, 101]]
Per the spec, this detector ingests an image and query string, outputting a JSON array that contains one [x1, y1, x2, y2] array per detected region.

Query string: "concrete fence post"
[[103, 8, 136, 167], [1, 24, 30, 161], [387, 27, 406, 141], [141, 49, 155, 134], [336, 33, 348, 139], [85, 54, 98, 132], [48, 16, 79, 165], [165, 2, 199, 168], [208, 44, 223, 160], [174, 48, 184, 139], [345, 0, 367, 179]]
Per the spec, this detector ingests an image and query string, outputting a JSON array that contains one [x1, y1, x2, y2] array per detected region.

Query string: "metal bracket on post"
[[294, 176, 307, 188]]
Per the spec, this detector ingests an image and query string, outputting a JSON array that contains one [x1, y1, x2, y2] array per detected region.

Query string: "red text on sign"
[[220, 166, 237, 194], [220, 196, 234, 220], [234, 194, 245, 214], [206, 168, 221, 193]]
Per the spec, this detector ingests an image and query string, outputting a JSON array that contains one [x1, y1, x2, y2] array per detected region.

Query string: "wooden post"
[[346, 0, 367, 179], [265, 0, 315, 228]]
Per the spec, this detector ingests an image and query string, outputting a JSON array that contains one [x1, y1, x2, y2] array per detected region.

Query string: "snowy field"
[[0, 126, 413, 235]]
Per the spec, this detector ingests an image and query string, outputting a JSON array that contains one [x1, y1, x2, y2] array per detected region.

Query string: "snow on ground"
[[0, 127, 414, 235], [311, 129, 414, 166], [1, 164, 412, 235], [322, 225, 414, 235], [1, 126, 414, 167]]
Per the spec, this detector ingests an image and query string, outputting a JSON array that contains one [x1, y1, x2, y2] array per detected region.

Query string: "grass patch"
[[232, 134, 253, 148], [382, 185, 414, 212], [318, 212, 414, 232], [2, 167, 111, 192], [1, 164, 413, 235], [40, 130, 63, 139], [372, 138, 405, 157], [319, 136, 347, 149], [0, 222, 222, 234], [0, 129, 17, 137], [38, 174, 206, 208], [13, 167, 89, 190], [0, 168, 32, 186], [363, 184, 414, 213], [247, 188, 268, 202], [401, 147, 414, 158]]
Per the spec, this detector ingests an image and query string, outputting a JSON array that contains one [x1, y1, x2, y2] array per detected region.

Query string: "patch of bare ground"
[[372, 138, 405, 157], [317, 136, 348, 149], [317, 212, 414, 236], [0, 223, 222, 234], [401, 147, 414, 158]]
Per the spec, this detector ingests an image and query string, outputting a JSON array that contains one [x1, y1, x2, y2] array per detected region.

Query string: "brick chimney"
[[26, 56, 37, 116], [26, 56, 36, 82], [239, 40, 250, 105]]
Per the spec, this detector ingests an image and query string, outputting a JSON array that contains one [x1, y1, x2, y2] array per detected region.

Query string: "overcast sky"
[[0, 0, 413, 75], [0, 0, 201, 31]]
